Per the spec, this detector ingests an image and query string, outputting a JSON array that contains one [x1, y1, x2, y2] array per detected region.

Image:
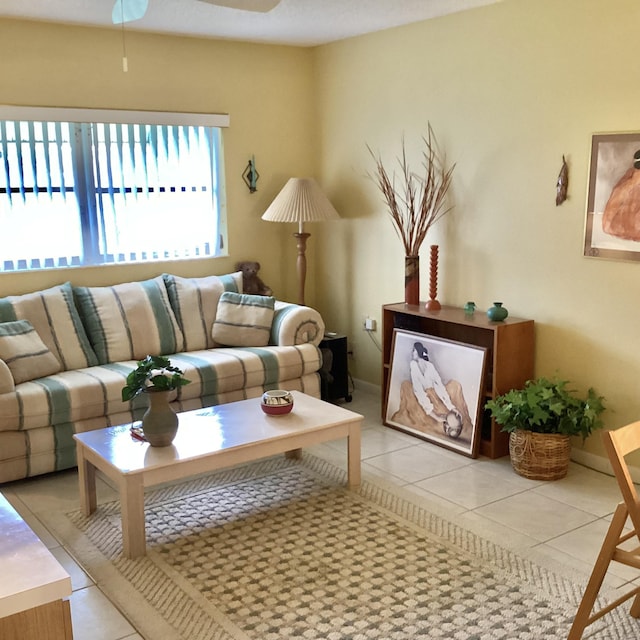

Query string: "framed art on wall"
[[584, 132, 640, 262], [384, 329, 487, 458]]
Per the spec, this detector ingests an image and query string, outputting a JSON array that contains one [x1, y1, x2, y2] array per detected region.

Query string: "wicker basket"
[[509, 431, 571, 480]]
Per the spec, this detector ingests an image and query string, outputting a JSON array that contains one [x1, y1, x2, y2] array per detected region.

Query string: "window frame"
[[0, 105, 231, 271]]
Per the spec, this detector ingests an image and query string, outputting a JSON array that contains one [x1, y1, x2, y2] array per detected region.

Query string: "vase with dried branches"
[[368, 124, 455, 306]]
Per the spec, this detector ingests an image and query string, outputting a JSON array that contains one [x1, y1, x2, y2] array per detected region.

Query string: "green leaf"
[[121, 354, 191, 403]]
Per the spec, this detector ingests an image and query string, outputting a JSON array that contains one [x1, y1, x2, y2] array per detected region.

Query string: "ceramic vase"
[[487, 302, 508, 322], [464, 301, 476, 315], [404, 255, 419, 306], [142, 390, 178, 447]]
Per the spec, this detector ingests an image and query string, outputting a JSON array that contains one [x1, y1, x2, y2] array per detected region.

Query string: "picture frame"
[[584, 132, 640, 262], [384, 329, 487, 458]]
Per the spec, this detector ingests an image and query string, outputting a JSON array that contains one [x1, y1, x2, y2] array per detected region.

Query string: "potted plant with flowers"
[[485, 376, 605, 480], [122, 355, 190, 447]]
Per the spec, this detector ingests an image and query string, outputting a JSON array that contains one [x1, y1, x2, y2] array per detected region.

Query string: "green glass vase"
[[487, 302, 508, 322]]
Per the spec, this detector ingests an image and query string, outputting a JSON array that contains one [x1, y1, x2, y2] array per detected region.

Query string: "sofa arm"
[[0, 360, 14, 394], [270, 301, 325, 346]]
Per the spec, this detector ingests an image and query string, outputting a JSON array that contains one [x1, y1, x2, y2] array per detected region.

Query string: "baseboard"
[[351, 378, 380, 397], [352, 379, 640, 483], [569, 447, 640, 483], [569, 448, 614, 478]]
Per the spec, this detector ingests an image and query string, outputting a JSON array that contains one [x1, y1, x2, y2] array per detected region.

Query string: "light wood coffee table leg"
[[76, 444, 97, 516], [120, 475, 146, 559], [347, 421, 362, 488]]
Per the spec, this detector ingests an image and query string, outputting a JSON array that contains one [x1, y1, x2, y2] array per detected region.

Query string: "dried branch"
[[367, 124, 455, 256]]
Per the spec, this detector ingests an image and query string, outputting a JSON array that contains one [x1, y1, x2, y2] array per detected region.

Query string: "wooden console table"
[[0, 493, 73, 640], [382, 303, 534, 458]]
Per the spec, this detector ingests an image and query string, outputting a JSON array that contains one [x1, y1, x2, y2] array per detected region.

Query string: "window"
[[0, 106, 229, 272]]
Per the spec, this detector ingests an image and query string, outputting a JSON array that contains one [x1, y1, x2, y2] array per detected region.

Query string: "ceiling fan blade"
[[197, 0, 281, 13], [112, 0, 149, 24]]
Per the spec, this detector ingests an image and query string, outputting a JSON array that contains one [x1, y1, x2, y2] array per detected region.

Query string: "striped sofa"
[[0, 272, 324, 483]]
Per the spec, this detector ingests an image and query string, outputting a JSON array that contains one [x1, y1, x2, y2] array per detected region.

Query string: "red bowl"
[[261, 401, 293, 415]]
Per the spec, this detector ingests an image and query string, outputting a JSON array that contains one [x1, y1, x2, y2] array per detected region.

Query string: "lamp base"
[[294, 232, 310, 306]]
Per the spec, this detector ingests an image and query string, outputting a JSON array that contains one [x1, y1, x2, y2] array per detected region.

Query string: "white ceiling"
[[0, 0, 502, 47]]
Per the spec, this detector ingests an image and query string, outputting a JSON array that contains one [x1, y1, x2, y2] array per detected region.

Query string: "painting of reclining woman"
[[385, 329, 487, 457]]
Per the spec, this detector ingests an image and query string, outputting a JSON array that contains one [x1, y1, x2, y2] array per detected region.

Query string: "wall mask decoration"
[[556, 155, 568, 206]]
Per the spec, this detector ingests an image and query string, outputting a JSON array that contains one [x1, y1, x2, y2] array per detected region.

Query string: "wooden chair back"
[[603, 421, 640, 535], [568, 421, 640, 639]]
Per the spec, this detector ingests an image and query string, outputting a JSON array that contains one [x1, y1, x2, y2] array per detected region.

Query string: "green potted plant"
[[122, 355, 190, 401], [485, 376, 606, 480], [122, 355, 191, 447]]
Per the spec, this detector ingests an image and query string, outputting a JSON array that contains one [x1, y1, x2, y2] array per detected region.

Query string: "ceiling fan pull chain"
[[121, 1, 128, 72], [112, 0, 148, 70]]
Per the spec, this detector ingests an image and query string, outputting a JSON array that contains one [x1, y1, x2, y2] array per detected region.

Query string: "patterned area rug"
[[43, 454, 635, 639]]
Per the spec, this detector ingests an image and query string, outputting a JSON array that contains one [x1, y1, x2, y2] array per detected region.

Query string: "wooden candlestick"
[[425, 244, 441, 310]]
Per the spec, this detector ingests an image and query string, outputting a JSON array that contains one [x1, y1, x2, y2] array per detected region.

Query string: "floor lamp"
[[262, 178, 340, 306]]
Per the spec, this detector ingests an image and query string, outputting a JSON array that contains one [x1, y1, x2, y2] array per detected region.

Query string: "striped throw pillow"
[[212, 292, 275, 347], [0, 282, 98, 371], [74, 276, 185, 364], [163, 272, 243, 351], [0, 320, 62, 384]]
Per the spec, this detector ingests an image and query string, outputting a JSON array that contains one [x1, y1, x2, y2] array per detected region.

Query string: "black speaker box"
[[319, 333, 351, 402]]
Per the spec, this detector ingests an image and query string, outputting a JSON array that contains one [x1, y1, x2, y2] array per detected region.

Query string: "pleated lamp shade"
[[261, 178, 340, 305], [261, 178, 340, 233]]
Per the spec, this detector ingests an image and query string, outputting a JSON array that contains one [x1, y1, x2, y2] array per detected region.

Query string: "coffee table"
[[73, 391, 362, 559]]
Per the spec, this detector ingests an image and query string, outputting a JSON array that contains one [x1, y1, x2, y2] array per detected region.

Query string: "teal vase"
[[464, 301, 476, 315], [487, 302, 508, 322]]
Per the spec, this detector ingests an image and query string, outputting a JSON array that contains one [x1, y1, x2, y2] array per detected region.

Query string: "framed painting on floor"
[[384, 329, 487, 458]]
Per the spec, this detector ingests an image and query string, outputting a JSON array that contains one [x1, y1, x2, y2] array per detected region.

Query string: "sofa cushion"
[[0, 364, 135, 432], [0, 282, 98, 371], [74, 276, 185, 364], [212, 292, 275, 347], [163, 272, 243, 351], [0, 345, 322, 433], [0, 320, 62, 384], [167, 345, 322, 402]]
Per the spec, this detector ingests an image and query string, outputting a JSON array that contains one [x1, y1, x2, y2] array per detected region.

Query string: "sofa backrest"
[[163, 272, 243, 351], [0, 282, 98, 371], [74, 276, 184, 364], [0, 270, 324, 377]]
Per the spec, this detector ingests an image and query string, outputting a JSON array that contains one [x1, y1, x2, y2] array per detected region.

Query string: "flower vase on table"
[[141, 390, 178, 447], [121, 355, 191, 448]]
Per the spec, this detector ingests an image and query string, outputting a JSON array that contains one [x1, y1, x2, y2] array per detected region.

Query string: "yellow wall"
[[313, 0, 640, 464], [0, 18, 316, 300], [1, 0, 639, 466]]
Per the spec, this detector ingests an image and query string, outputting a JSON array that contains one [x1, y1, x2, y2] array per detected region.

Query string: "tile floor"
[[1, 385, 634, 640]]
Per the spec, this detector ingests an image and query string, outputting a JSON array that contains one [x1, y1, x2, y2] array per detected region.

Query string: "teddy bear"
[[235, 261, 273, 296]]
